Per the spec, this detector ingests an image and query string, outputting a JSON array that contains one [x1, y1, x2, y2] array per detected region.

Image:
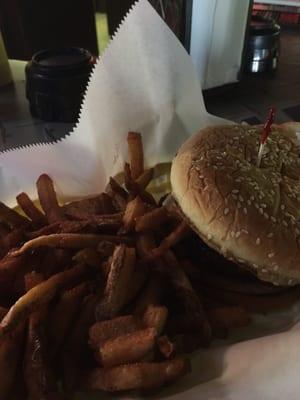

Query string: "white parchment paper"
[[0, 1, 299, 399], [0, 0, 226, 206]]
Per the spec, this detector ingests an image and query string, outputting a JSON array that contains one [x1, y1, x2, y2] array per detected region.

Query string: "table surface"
[[0, 60, 74, 153]]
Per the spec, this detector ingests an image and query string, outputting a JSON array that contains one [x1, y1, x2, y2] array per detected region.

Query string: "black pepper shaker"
[[25, 47, 95, 122]]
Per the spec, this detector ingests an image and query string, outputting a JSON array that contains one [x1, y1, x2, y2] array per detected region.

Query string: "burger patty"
[[179, 233, 295, 296]]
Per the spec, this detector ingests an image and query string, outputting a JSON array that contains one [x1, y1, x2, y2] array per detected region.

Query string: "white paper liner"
[[0, 1, 299, 399]]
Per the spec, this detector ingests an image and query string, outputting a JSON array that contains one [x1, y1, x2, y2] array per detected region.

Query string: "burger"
[[169, 122, 300, 312]]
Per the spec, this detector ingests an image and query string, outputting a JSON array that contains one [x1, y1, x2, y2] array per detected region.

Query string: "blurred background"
[[0, 0, 300, 149]]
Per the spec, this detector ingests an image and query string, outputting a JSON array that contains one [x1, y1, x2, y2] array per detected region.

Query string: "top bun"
[[171, 124, 300, 286]]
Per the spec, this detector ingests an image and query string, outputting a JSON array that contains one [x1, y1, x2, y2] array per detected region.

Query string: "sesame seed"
[[256, 238, 261, 245], [268, 252, 275, 258], [280, 204, 285, 210], [207, 233, 212, 240], [267, 232, 274, 238], [232, 189, 239, 194], [259, 208, 263, 214], [250, 196, 255, 201], [224, 208, 229, 215], [283, 221, 288, 227], [253, 263, 258, 269], [288, 279, 293, 286], [235, 231, 241, 238], [261, 203, 267, 208], [247, 200, 251, 206], [271, 216, 276, 223], [262, 268, 267, 273], [273, 265, 278, 271], [243, 208, 247, 215], [264, 213, 269, 219], [295, 228, 300, 235], [231, 231, 235, 238], [237, 202, 241, 209], [239, 195, 244, 202]]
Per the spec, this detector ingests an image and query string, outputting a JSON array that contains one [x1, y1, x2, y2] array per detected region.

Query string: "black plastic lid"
[[26, 47, 94, 122]]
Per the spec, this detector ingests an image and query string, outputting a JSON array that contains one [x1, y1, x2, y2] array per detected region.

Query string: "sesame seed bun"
[[171, 124, 300, 287]]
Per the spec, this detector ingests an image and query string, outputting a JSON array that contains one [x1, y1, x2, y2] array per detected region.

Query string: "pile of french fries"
[[0, 133, 251, 399]]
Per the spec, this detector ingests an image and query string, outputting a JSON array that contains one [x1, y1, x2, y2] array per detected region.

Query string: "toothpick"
[[257, 107, 276, 168]]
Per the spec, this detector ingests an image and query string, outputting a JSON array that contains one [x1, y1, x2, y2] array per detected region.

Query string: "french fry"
[[157, 336, 175, 359], [97, 241, 115, 259], [82, 357, 190, 392], [73, 248, 102, 268], [36, 173, 64, 223], [136, 168, 154, 190], [26, 222, 61, 238], [0, 263, 91, 337], [0, 201, 30, 229], [48, 282, 92, 358], [127, 132, 144, 180], [62, 294, 98, 393], [126, 261, 149, 306], [135, 207, 169, 232], [10, 233, 134, 257], [96, 245, 136, 320], [124, 163, 156, 205], [1, 229, 24, 254], [0, 223, 10, 238], [24, 272, 61, 400], [0, 322, 25, 400], [98, 327, 157, 368], [89, 315, 143, 350], [143, 305, 168, 334], [133, 274, 165, 316], [135, 232, 156, 258], [0, 254, 27, 295], [145, 222, 190, 261], [64, 195, 105, 216], [160, 252, 211, 344], [16, 192, 47, 226], [64, 207, 94, 221], [122, 196, 148, 233], [58, 220, 92, 233], [108, 177, 128, 200], [41, 248, 74, 279], [98, 192, 116, 214]]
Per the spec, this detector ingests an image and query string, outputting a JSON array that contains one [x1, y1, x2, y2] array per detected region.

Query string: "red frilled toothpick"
[[257, 106, 276, 167]]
